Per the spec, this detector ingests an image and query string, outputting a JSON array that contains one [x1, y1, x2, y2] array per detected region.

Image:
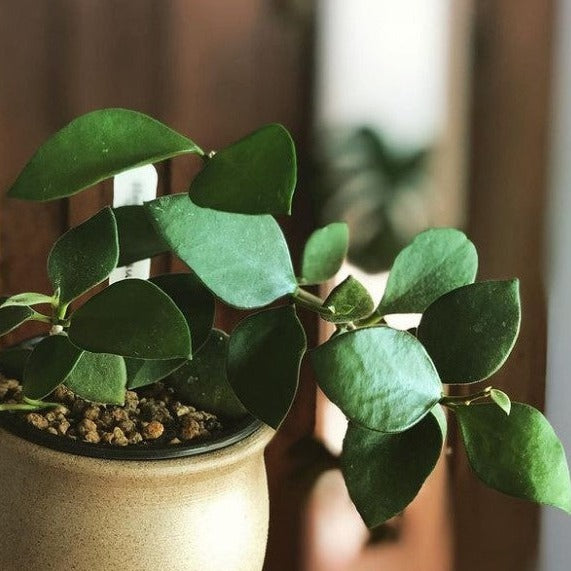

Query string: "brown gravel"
[[0, 376, 223, 448]]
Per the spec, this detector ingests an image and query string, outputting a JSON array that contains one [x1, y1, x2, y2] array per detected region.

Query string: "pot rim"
[[0, 420, 275, 480], [0, 336, 272, 462], [0, 411, 267, 461]]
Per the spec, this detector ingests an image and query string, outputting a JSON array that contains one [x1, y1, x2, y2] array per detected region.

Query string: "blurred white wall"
[[313, 0, 453, 455], [540, 1, 571, 569], [315, 0, 450, 148]]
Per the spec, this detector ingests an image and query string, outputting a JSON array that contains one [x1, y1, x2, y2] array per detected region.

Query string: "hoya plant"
[[0, 109, 569, 527]]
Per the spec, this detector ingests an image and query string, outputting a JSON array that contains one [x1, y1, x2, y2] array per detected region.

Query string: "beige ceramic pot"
[[0, 416, 274, 571]]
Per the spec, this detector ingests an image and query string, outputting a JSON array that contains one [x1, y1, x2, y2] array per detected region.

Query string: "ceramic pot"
[[0, 415, 274, 571]]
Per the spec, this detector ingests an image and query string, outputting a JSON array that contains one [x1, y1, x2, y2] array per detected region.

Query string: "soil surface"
[[0, 376, 223, 447]]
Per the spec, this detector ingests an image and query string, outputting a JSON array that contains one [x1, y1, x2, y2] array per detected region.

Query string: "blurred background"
[[0, 1, 568, 569]]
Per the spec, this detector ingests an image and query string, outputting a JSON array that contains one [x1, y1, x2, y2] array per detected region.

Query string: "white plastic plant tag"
[[109, 164, 158, 283]]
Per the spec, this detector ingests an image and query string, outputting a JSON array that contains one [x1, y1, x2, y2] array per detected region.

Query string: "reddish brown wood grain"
[[0, 3, 316, 569], [452, 2, 554, 570]]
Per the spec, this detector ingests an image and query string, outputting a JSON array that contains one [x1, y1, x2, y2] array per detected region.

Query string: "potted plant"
[[0, 109, 569, 570]]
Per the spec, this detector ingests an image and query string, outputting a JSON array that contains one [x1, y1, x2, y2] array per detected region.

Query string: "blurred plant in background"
[[310, 127, 431, 273]]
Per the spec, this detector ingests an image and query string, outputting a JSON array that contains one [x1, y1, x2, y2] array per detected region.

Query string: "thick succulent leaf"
[[8, 108, 202, 201], [125, 357, 186, 390], [0, 305, 34, 337], [68, 279, 191, 359], [48, 207, 119, 304], [146, 194, 297, 309], [1, 293, 54, 308], [114, 205, 170, 266], [456, 403, 571, 513], [490, 388, 511, 416], [150, 272, 214, 352], [0, 347, 32, 378], [377, 228, 478, 315], [312, 327, 441, 433], [22, 335, 83, 400], [228, 306, 306, 429], [169, 330, 248, 420], [321, 276, 374, 323], [342, 406, 446, 527], [417, 280, 521, 383], [300, 222, 349, 285], [64, 351, 127, 405], [189, 124, 296, 216]]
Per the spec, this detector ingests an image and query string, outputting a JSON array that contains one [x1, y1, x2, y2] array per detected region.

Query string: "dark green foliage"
[[23, 335, 82, 400], [169, 330, 247, 420], [418, 280, 521, 383], [8, 108, 202, 201], [68, 279, 191, 359], [377, 228, 478, 316], [48, 208, 119, 304], [456, 403, 571, 513], [190, 124, 296, 216], [321, 276, 374, 323], [65, 352, 127, 405], [228, 306, 306, 429], [342, 406, 446, 527], [150, 273, 214, 352], [114, 205, 169, 266], [0, 305, 34, 336], [312, 327, 441, 433], [0, 108, 568, 533], [146, 194, 297, 309], [125, 358, 186, 390], [300, 222, 349, 285]]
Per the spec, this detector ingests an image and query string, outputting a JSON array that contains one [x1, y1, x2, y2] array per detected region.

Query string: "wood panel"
[[452, 2, 554, 570], [157, 4, 317, 568], [0, 2, 70, 345], [0, 2, 316, 569]]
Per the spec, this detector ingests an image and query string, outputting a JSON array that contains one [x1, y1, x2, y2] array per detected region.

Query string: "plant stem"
[[440, 386, 493, 407], [23, 397, 60, 409], [31, 311, 52, 324], [357, 311, 385, 327], [0, 397, 61, 412], [56, 302, 69, 321], [292, 287, 329, 314], [0, 401, 59, 412]]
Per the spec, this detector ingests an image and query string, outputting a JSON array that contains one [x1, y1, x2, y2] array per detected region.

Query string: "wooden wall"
[[1, 3, 557, 570], [0, 2, 316, 569], [452, 1, 554, 570]]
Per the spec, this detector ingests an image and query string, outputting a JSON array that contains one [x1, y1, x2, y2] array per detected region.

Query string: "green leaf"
[[490, 388, 511, 415], [48, 207, 119, 304], [456, 403, 571, 513], [125, 357, 186, 390], [8, 108, 202, 201], [321, 276, 374, 323], [169, 330, 248, 420], [189, 124, 297, 216], [1, 293, 54, 307], [150, 272, 214, 352], [64, 351, 127, 404], [377, 228, 478, 315], [0, 347, 32, 378], [114, 205, 170, 266], [22, 335, 83, 400], [300, 222, 349, 285], [0, 305, 34, 337], [228, 306, 306, 429], [342, 406, 446, 527], [417, 280, 521, 383], [312, 327, 441, 433], [68, 279, 191, 359], [146, 194, 297, 309]]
